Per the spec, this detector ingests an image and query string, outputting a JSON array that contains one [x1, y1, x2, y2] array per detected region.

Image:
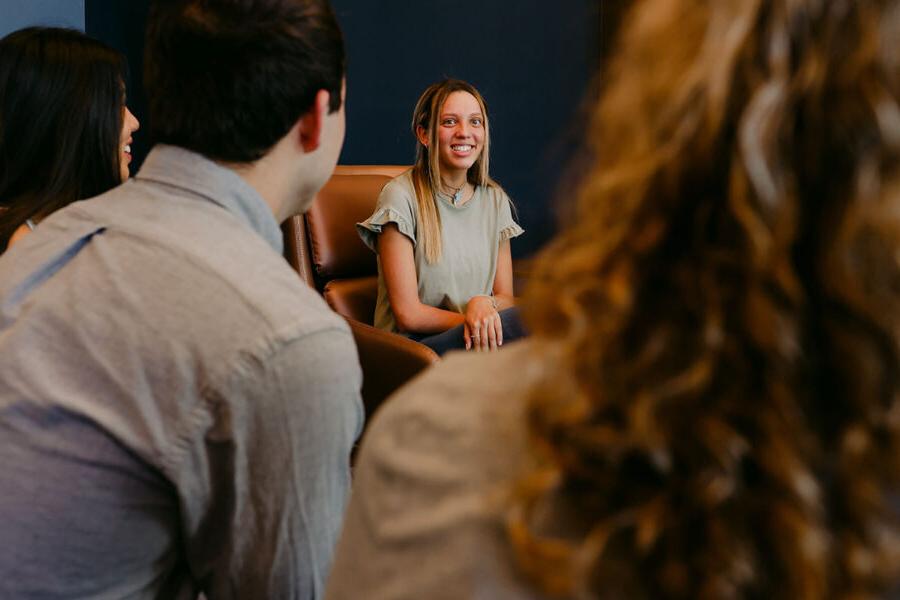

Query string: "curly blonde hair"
[[510, 0, 900, 597]]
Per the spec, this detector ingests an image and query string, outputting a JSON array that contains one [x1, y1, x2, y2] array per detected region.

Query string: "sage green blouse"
[[357, 170, 524, 333]]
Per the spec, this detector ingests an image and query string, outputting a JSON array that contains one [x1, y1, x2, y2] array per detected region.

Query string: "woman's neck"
[[438, 175, 472, 206], [439, 170, 467, 190]]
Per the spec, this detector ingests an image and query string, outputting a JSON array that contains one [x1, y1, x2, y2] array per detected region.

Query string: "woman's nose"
[[127, 108, 140, 132]]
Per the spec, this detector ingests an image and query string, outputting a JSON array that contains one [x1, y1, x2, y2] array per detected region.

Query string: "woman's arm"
[[491, 239, 515, 309], [379, 223, 465, 334]]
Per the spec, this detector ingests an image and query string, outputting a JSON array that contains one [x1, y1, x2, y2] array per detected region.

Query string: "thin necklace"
[[442, 182, 465, 205]]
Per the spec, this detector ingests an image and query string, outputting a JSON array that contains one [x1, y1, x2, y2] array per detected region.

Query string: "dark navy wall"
[[0, 0, 84, 37], [331, 0, 599, 256], [85, 0, 152, 177], [74, 1, 600, 258]]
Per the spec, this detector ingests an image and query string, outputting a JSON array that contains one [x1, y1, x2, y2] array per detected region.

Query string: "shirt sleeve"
[[356, 177, 417, 251], [179, 327, 364, 600], [497, 190, 524, 242]]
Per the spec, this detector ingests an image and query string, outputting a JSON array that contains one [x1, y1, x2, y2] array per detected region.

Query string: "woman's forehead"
[[441, 91, 481, 115]]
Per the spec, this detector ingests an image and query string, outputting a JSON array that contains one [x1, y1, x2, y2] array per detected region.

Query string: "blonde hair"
[[410, 79, 494, 263], [510, 0, 900, 597]]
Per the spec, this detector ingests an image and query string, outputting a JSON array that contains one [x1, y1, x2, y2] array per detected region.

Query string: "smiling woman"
[[328, 0, 900, 597], [357, 79, 527, 356], [0, 27, 139, 253], [428, 91, 486, 204]]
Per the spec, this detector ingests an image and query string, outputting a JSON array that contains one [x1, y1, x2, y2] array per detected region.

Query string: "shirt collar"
[[135, 145, 283, 254]]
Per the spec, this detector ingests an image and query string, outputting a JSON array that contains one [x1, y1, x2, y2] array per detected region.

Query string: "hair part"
[[410, 78, 495, 263], [144, 0, 345, 164], [513, 0, 900, 596], [0, 27, 126, 252]]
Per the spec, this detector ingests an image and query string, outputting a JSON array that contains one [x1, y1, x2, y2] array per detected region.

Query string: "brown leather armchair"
[[282, 166, 439, 417]]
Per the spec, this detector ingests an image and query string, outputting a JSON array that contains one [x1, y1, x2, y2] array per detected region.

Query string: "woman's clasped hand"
[[463, 295, 502, 351]]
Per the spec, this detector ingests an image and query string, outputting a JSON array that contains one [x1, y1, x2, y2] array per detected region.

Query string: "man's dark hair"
[[0, 27, 126, 252], [144, 0, 345, 163]]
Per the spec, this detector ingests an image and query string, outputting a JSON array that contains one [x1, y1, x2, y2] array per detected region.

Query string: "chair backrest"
[[282, 165, 409, 324]]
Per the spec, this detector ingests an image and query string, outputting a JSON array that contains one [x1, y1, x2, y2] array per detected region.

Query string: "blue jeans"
[[406, 307, 527, 356]]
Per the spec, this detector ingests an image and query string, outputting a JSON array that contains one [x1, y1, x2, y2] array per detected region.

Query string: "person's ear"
[[416, 125, 429, 147], [297, 89, 331, 152]]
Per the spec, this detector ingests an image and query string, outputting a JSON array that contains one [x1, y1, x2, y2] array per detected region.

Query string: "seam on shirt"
[[4, 227, 106, 313]]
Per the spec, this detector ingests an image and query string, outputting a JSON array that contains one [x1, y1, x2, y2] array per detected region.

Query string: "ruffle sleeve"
[[499, 222, 525, 241], [497, 192, 524, 242], [356, 207, 416, 252], [356, 176, 418, 252]]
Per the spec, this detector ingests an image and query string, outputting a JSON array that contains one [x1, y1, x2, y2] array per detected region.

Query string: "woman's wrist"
[[473, 294, 499, 310]]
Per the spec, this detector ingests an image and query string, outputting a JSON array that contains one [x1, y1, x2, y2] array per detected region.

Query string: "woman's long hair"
[[0, 27, 126, 252], [511, 0, 900, 597], [410, 79, 495, 263]]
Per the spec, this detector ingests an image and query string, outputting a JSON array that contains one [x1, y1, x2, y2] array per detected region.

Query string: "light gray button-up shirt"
[[0, 145, 364, 599]]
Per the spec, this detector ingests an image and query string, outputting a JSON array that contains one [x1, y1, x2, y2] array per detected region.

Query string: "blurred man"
[[0, 1, 361, 597]]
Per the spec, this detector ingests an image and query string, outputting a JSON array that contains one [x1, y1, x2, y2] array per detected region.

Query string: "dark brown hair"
[[0, 27, 126, 252], [511, 0, 900, 597], [145, 0, 345, 163]]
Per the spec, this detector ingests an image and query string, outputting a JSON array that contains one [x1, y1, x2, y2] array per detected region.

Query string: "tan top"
[[326, 341, 552, 600], [357, 170, 523, 332]]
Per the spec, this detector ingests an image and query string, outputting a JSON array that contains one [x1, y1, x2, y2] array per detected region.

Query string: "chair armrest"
[[345, 318, 439, 418]]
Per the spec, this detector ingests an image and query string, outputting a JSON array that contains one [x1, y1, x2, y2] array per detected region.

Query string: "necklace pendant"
[[453, 190, 462, 205]]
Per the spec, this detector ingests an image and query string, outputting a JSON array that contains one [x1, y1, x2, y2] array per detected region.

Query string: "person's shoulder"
[[329, 340, 549, 600], [384, 168, 415, 188], [479, 181, 513, 208], [71, 183, 349, 350], [359, 341, 542, 471], [207, 250, 350, 348], [379, 169, 416, 201], [372, 170, 419, 224]]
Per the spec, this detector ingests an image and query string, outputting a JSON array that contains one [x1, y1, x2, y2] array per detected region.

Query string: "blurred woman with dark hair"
[[327, 0, 900, 597], [0, 27, 139, 252]]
